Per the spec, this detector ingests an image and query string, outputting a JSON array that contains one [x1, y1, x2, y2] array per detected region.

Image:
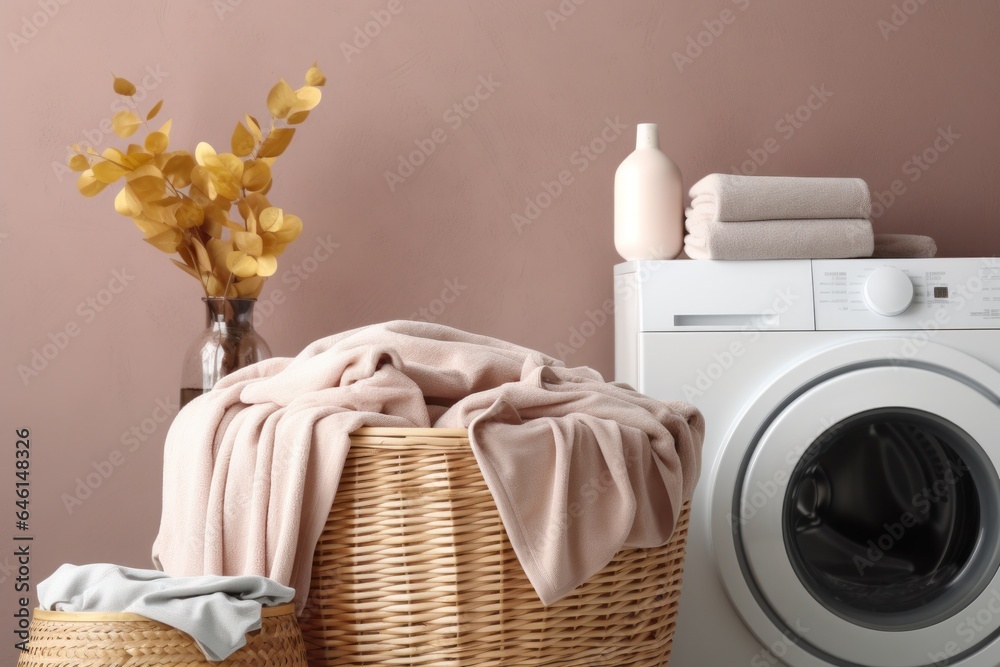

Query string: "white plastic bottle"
[[614, 123, 684, 260]]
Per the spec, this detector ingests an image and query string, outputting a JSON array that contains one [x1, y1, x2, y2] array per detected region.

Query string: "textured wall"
[[2, 0, 999, 659]]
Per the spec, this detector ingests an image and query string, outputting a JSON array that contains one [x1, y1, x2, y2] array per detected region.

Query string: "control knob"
[[863, 267, 913, 316]]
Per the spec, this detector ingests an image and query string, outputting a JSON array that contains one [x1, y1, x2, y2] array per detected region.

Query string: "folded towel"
[[152, 321, 704, 611], [38, 563, 294, 661], [684, 211, 874, 260], [689, 173, 872, 221], [872, 233, 937, 258]]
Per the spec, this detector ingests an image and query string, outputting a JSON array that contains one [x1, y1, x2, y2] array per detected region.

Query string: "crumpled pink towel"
[[151, 321, 703, 612]]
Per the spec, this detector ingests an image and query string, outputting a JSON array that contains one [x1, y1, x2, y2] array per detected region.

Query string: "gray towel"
[[684, 212, 874, 260], [689, 173, 872, 221], [37, 563, 294, 661], [872, 233, 937, 258]]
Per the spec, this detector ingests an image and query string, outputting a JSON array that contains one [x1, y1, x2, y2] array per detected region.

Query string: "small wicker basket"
[[300, 427, 691, 667], [17, 602, 307, 666]]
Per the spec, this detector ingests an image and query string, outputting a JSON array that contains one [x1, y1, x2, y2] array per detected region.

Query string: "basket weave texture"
[[300, 427, 691, 667], [17, 603, 306, 666]]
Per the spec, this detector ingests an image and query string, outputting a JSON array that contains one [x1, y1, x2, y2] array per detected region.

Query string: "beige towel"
[[689, 173, 872, 221], [152, 321, 704, 611], [684, 210, 874, 260], [872, 233, 937, 258]]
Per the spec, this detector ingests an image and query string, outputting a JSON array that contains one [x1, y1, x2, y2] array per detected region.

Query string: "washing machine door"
[[713, 339, 1000, 667]]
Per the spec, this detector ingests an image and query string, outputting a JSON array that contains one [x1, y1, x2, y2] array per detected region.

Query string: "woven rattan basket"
[[300, 427, 691, 667], [17, 602, 306, 666]]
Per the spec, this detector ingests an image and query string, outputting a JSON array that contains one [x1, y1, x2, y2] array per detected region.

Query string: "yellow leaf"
[[201, 206, 226, 238], [195, 141, 217, 166], [234, 275, 264, 297], [231, 122, 256, 157], [245, 114, 262, 141], [145, 229, 183, 253], [101, 146, 130, 164], [241, 159, 271, 191], [227, 251, 258, 278], [112, 110, 141, 138], [125, 164, 167, 201], [262, 232, 280, 255], [207, 238, 233, 267], [174, 199, 205, 228], [266, 79, 298, 119], [245, 192, 271, 215], [123, 151, 155, 169], [133, 218, 182, 253], [92, 159, 128, 184], [202, 221, 221, 239], [204, 205, 228, 225], [145, 131, 169, 154], [258, 128, 295, 158], [146, 99, 164, 121], [217, 153, 244, 181], [234, 230, 263, 256], [207, 164, 241, 201], [245, 208, 257, 234], [256, 254, 278, 277], [190, 237, 212, 273], [206, 273, 230, 297], [293, 86, 322, 111], [286, 110, 310, 125], [258, 207, 283, 232], [158, 118, 172, 137], [140, 201, 175, 226], [273, 214, 302, 244], [68, 154, 90, 171], [162, 152, 196, 188], [113, 76, 136, 96], [114, 186, 143, 216], [171, 258, 202, 280], [305, 62, 326, 86], [132, 217, 168, 236], [190, 165, 217, 200]]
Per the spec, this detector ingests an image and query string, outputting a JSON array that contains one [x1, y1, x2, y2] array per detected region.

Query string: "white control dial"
[[863, 267, 914, 316]]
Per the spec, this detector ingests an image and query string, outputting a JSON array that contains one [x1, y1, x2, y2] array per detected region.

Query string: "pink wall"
[[2, 0, 998, 659]]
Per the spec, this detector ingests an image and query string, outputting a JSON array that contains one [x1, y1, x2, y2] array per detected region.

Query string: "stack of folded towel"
[[683, 173, 938, 260], [684, 174, 876, 260]]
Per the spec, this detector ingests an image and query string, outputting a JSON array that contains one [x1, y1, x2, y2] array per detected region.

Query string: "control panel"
[[813, 258, 1000, 330]]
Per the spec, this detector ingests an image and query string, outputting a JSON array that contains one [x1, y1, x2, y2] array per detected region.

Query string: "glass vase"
[[180, 297, 271, 407]]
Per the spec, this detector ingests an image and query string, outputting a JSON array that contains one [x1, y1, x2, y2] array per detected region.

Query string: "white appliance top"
[[615, 258, 1000, 331]]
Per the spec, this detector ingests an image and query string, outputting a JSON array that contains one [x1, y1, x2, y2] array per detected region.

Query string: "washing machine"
[[614, 258, 1000, 667]]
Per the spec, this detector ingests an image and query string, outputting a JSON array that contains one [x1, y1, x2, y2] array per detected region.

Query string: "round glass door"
[[785, 408, 986, 631], [738, 365, 1000, 667]]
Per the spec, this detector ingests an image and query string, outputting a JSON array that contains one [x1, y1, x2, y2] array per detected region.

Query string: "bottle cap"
[[636, 123, 658, 149]]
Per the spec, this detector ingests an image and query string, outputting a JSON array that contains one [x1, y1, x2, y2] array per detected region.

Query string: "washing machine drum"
[[787, 409, 980, 629], [733, 361, 1000, 667]]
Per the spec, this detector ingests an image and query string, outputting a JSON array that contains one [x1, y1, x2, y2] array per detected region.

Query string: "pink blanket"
[[151, 321, 703, 611]]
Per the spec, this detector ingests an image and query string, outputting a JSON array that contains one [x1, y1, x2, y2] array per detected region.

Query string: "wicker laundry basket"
[[17, 602, 306, 666], [300, 427, 691, 667]]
